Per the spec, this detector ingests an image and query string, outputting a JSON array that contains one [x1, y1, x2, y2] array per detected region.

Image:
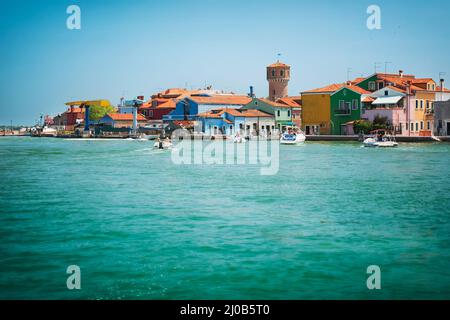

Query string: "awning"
[[372, 96, 403, 105]]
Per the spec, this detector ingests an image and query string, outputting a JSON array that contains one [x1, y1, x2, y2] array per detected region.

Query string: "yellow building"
[[300, 84, 343, 135]]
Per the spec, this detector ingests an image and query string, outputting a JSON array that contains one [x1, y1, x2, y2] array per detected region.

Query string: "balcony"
[[334, 109, 351, 116]]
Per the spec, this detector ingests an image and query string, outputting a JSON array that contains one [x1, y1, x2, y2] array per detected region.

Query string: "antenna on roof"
[[277, 53, 282, 62], [374, 62, 382, 74], [384, 61, 392, 76], [347, 68, 352, 82]]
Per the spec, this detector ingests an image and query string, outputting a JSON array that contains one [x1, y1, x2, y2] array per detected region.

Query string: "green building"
[[330, 86, 369, 135], [244, 98, 293, 131]]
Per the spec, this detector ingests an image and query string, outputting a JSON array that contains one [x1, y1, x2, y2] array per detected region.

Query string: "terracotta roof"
[[411, 78, 434, 84], [188, 95, 252, 105], [384, 86, 406, 94], [303, 83, 370, 95], [106, 113, 146, 121], [257, 98, 291, 108], [155, 99, 177, 109], [342, 85, 371, 95], [198, 108, 273, 119], [362, 96, 375, 103], [173, 120, 195, 128], [277, 97, 301, 107], [376, 72, 415, 79], [302, 83, 345, 94], [267, 61, 290, 68], [436, 86, 450, 93], [350, 77, 367, 85]]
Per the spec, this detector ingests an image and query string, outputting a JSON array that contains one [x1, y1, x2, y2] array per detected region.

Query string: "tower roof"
[[267, 61, 290, 68]]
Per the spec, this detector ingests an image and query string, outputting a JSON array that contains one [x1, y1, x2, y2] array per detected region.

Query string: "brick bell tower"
[[267, 60, 290, 101]]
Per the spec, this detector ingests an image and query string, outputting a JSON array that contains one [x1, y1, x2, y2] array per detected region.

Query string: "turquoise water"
[[1, 136, 450, 300]]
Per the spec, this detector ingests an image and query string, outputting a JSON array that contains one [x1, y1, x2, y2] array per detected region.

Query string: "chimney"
[[137, 96, 144, 101], [346, 81, 352, 86], [399, 70, 404, 78], [249, 86, 254, 98]]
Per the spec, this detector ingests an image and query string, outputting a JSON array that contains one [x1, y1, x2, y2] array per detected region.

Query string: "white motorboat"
[[280, 131, 306, 145], [153, 138, 173, 150], [363, 130, 398, 148], [232, 133, 245, 144]]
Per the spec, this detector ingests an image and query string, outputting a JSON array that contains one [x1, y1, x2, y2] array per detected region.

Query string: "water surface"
[[1, 137, 449, 299]]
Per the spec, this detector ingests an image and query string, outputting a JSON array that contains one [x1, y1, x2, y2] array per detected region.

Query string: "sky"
[[1, 0, 449, 125]]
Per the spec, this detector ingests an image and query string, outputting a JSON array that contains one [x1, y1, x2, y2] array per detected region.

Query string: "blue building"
[[198, 108, 275, 136], [164, 95, 253, 121]]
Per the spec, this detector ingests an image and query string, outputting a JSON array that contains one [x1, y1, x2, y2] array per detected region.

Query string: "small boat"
[[233, 133, 245, 144], [153, 138, 173, 150], [280, 130, 306, 145], [363, 130, 398, 148], [32, 126, 57, 137]]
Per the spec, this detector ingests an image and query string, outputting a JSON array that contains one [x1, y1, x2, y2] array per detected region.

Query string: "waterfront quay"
[[27, 61, 450, 143]]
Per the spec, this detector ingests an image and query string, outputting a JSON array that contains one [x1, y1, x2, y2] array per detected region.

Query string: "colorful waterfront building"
[[277, 97, 302, 128], [197, 108, 274, 136], [98, 113, 147, 129], [433, 99, 450, 136], [353, 72, 450, 136], [164, 95, 252, 121], [361, 86, 407, 134], [300, 83, 370, 135], [244, 98, 293, 132]]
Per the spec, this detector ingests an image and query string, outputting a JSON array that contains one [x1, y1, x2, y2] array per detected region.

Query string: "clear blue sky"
[[1, 0, 449, 125]]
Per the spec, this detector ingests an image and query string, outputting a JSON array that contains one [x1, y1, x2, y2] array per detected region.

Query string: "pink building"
[[362, 108, 407, 134]]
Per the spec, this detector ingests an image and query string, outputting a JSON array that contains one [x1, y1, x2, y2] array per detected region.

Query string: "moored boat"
[[280, 130, 306, 145], [363, 130, 398, 148]]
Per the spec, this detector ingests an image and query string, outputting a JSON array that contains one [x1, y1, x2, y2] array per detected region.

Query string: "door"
[[306, 126, 310, 135], [447, 122, 450, 136]]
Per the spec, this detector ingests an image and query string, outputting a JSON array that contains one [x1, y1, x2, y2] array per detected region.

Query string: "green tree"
[[372, 115, 389, 130], [353, 120, 372, 134], [88, 104, 116, 121]]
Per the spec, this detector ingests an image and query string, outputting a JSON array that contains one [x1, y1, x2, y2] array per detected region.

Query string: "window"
[[378, 82, 384, 90], [416, 122, 419, 131], [410, 122, 414, 131], [368, 81, 376, 91], [287, 110, 291, 117], [345, 102, 351, 111], [339, 100, 345, 109], [273, 90, 276, 96], [352, 99, 359, 110], [420, 100, 424, 109], [427, 121, 430, 130], [271, 69, 275, 77], [420, 121, 424, 130], [280, 70, 284, 77], [384, 90, 389, 96], [406, 122, 409, 130], [415, 100, 419, 109], [277, 110, 281, 117]]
